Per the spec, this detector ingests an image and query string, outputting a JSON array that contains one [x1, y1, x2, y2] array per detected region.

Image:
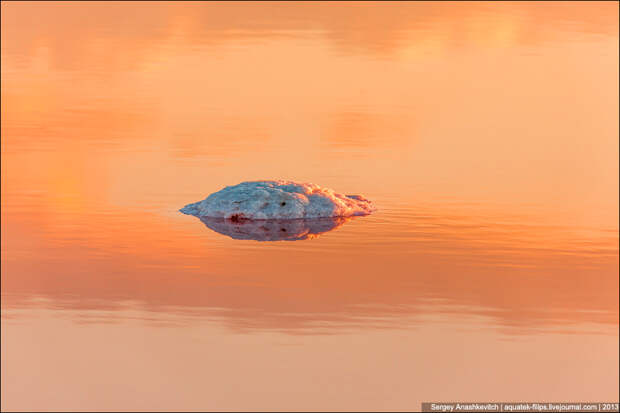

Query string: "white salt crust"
[[180, 180, 375, 220]]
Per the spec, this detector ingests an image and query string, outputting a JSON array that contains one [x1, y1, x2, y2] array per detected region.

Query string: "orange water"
[[1, 2, 618, 411]]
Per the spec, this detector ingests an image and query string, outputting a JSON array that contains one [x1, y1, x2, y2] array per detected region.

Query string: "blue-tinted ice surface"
[[180, 180, 376, 220]]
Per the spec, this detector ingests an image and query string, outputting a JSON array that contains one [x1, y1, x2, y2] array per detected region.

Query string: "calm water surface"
[[1, 2, 619, 411]]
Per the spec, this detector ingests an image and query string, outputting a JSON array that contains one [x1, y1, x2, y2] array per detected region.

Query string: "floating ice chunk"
[[198, 216, 350, 241], [180, 180, 376, 220]]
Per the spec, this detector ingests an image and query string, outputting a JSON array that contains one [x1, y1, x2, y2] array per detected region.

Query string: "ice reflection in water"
[[197, 216, 352, 241]]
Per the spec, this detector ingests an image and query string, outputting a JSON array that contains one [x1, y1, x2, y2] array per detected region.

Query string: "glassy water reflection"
[[198, 216, 353, 241], [1, 1, 618, 411]]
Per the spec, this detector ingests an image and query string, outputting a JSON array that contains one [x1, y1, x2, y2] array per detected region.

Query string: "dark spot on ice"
[[281, 202, 286, 206], [229, 214, 245, 222], [280, 228, 286, 232]]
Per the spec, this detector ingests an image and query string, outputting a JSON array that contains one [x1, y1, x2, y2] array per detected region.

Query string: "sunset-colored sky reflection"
[[1, 2, 618, 411]]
